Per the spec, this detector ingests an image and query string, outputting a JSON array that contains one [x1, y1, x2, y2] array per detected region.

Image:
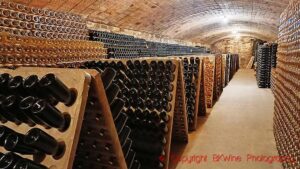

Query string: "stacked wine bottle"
[[0, 1, 88, 40], [223, 54, 239, 86], [203, 57, 215, 108], [270, 43, 278, 68], [80, 59, 177, 169], [0, 72, 77, 169], [213, 55, 223, 103], [89, 30, 207, 58], [89, 30, 150, 59], [147, 42, 205, 56], [275, 2, 300, 167], [0, 32, 106, 67], [256, 44, 272, 88], [182, 57, 200, 130]]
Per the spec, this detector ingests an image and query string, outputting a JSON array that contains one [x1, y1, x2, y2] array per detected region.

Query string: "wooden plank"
[[171, 60, 188, 142], [0, 67, 91, 169], [74, 69, 128, 169], [198, 58, 207, 116]]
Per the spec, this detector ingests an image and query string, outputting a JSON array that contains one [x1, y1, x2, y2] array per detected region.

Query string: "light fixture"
[[222, 17, 229, 24]]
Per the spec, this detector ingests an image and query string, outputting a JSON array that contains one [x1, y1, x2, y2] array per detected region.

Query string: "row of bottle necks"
[[0, 1, 84, 22]]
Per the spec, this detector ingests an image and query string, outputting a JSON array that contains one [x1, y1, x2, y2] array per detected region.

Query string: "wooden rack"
[[86, 58, 179, 169], [172, 61, 188, 142], [73, 69, 127, 169], [198, 58, 207, 116], [0, 67, 91, 169], [0, 67, 127, 169]]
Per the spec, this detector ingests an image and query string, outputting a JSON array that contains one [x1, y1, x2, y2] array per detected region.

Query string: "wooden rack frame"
[[198, 59, 207, 116], [0, 67, 91, 169], [74, 69, 127, 169], [0, 67, 127, 169], [93, 58, 179, 169], [172, 61, 189, 142]]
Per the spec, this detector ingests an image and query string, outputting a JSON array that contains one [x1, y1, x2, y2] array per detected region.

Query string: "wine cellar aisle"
[[0, 0, 299, 169], [170, 69, 280, 169]]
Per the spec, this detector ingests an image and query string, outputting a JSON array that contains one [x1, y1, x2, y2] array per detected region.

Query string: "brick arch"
[[10, 0, 289, 44]]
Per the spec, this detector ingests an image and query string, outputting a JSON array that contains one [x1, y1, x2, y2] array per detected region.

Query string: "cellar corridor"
[[170, 69, 281, 169]]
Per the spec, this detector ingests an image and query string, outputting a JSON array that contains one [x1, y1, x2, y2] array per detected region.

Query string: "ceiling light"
[[223, 17, 229, 24]]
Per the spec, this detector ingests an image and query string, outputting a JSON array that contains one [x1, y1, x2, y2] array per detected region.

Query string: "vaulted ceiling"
[[11, 0, 289, 44]]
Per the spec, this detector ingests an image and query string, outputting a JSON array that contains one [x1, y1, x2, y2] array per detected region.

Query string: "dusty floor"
[[170, 69, 282, 169]]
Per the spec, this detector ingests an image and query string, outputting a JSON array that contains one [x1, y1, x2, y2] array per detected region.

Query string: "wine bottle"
[[19, 96, 49, 127], [0, 73, 12, 94], [24, 128, 64, 156], [115, 112, 128, 134], [23, 75, 58, 106], [125, 69, 134, 79], [122, 139, 132, 157], [4, 133, 37, 155], [166, 60, 176, 72], [126, 60, 135, 70], [39, 74, 76, 106], [117, 61, 126, 71], [95, 61, 105, 70], [101, 68, 116, 90], [13, 159, 48, 169], [159, 111, 169, 122], [31, 99, 68, 130], [164, 71, 175, 82], [134, 109, 145, 120], [136, 97, 145, 109], [133, 60, 141, 69], [110, 99, 125, 120], [109, 61, 117, 70], [150, 61, 157, 70], [141, 60, 149, 71], [1, 95, 29, 124], [0, 152, 22, 169], [0, 125, 16, 146], [145, 99, 154, 110], [8, 76, 26, 96], [105, 83, 120, 105], [131, 78, 140, 88], [157, 61, 165, 71], [119, 126, 130, 146], [129, 88, 139, 98]]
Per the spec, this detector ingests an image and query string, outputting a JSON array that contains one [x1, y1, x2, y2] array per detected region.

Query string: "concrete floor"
[[170, 69, 282, 169]]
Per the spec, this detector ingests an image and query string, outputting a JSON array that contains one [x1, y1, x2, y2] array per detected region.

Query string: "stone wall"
[[211, 37, 255, 68]]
